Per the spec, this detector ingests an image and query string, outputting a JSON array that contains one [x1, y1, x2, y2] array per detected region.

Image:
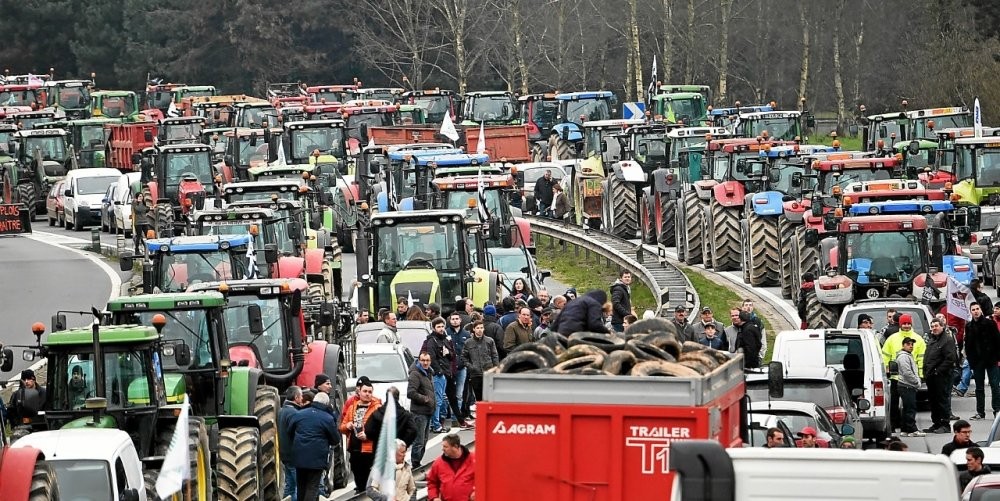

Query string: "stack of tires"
[[493, 318, 731, 377]]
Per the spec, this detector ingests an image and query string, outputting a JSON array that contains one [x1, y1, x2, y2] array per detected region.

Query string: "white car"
[[114, 172, 141, 237], [355, 320, 430, 356], [63, 167, 121, 231], [349, 343, 415, 410], [516, 161, 570, 214]]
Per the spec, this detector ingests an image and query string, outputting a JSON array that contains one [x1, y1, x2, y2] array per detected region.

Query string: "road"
[[0, 231, 118, 378]]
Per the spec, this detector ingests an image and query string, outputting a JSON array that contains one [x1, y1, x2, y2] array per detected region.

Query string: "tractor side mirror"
[[121, 488, 140, 501], [560, 127, 569, 141], [64, 188, 72, 197], [0, 347, 14, 372], [173, 343, 191, 367], [957, 225, 972, 242], [907, 140, 920, 156], [805, 113, 816, 128], [540, 269, 552, 281], [264, 244, 278, 263], [767, 361, 784, 399], [600, 140, 607, 153], [981, 235, 993, 247], [803, 228, 820, 247], [290, 289, 302, 314], [213, 110, 221, 120], [247, 304, 264, 337], [144, 130, 153, 142], [319, 302, 336, 327], [119, 251, 134, 272], [250, 134, 258, 147], [52, 313, 68, 332], [790, 172, 802, 188], [288, 222, 302, 240]]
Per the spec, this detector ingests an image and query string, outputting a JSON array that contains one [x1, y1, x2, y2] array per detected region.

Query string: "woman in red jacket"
[[427, 434, 475, 501]]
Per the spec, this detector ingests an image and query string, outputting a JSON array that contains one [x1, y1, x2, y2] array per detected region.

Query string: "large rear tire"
[[793, 226, 819, 293], [28, 460, 59, 501], [554, 138, 575, 160], [748, 213, 780, 287], [659, 197, 676, 247], [641, 198, 656, 244], [217, 426, 261, 501], [154, 417, 210, 501], [804, 290, 840, 329], [153, 203, 174, 238], [607, 175, 637, 239], [331, 357, 352, 489], [777, 217, 796, 299], [709, 199, 741, 271], [681, 191, 703, 265], [254, 386, 281, 501], [16, 183, 37, 221]]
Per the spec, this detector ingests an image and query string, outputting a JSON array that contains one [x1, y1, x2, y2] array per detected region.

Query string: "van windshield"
[[840, 307, 930, 334]]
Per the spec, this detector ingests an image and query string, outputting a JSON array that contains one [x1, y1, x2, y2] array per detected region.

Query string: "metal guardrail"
[[524, 215, 698, 316]]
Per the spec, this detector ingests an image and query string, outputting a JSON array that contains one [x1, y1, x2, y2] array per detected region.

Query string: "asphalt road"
[[0, 231, 118, 378]]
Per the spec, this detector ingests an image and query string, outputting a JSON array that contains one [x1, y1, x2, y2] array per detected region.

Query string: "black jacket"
[[965, 315, 1000, 369], [406, 363, 436, 416], [365, 400, 418, 447], [277, 400, 301, 463], [422, 332, 456, 377], [534, 176, 556, 207], [975, 291, 994, 315], [735, 322, 763, 368], [924, 330, 959, 378], [941, 437, 976, 456], [8, 385, 46, 423], [961, 465, 993, 492], [483, 314, 508, 360], [552, 290, 610, 335], [609, 280, 631, 324]]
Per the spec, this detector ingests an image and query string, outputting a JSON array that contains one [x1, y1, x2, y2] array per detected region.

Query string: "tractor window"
[[238, 107, 278, 129], [468, 95, 516, 123], [904, 148, 934, 171], [156, 251, 249, 292], [101, 96, 135, 118], [769, 161, 813, 195], [634, 134, 668, 169], [133, 310, 214, 370], [711, 155, 730, 180], [146, 91, 172, 111], [913, 115, 970, 140], [165, 152, 213, 187], [347, 113, 395, 141], [529, 100, 559, 131], [845, 231, 922, 284], [25, 136, 66, 161], [236, 139, 271, 167], [0, 90, 36, 106], [444, 189, 503, 219], [746, 117, 799, 141], [399, 108, 423, 125], [59, 86, 90, 109], [291, 128, 346, 159], [976, 149, 1000, 187], [563, 99, 611, 125], [80, 125, 106, 147], [224, 296, 289, 370], [413, 96, 451, 123], [670, 97, 706, 123], [313, 91, 345, 103], [819, 169, 891, 193], [164, 123, 203, 141], [102, 349, 154, 408]]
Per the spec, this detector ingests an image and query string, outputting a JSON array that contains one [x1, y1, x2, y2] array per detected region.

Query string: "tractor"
[[711, 103, 813, 141], [2, 128, 73, 219], [138, 143, 216, 236], [62, 118, 114, 168], [602, 122, 673, 240], [122, 234, 253, 294], [218, 128, 281, 183], [347, 87, 404, 103], [549, 91, 618, 160], [397, 104, 428, 125], [949, 135, 1000, 210], [356, 208, 501, 314], [373, 145, 462, 212], [0, 82, 44, 109], [305, 84, 358, 104], [860, 104, 971, 150], [649, 84, 712, 125], [191, 205, 303, 278], [461, 91, 519, 126], [399, 89, 460, 125], [104, 292, 283, 499], [157, 116, 206, 146], [229, 102, 280, 130], [518, 93, 559, 161], [342, 103, 401, 155], [17, 320, 212, 500], [799, 202, 974, 328], [41, 79, 93, 120], [89, 91, 140, 122], [283, 119, 348, 166]]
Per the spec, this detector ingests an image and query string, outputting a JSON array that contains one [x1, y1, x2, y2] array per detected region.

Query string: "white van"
[[63, 168, 121, 231], [113, 172, 141, 236], [771, 328, 891, 440]]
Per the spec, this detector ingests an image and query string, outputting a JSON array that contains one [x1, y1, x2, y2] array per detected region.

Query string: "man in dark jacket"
[[423, 317, 469, 432], [924, 318, 959, 433], [533, 169, 556, 216], [407, 352, 436, 467], [961, 447, 993, 492], [552, 289, 610, 335], [8, 369, 46, 425], [278, 386, 304, 501], [287, 391, 341, 501], [498, 297, 519, 330], [972, 279, 994, 314], [733, 311, 763, 368], [462, 320, 500, 401], [609, 270, 634, 332], [965, 303, 1000, 420], [482, 304, 507, 360], [941, 419, 975, 456], [796, 273, 815, 329], [365, 386, 418, 449]]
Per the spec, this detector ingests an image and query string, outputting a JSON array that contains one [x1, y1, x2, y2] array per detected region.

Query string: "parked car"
[[969, 207, 1000, 276], [516, 161, 569, 214], [113, 172, 141, 237], [348, 343, 415, 409], [100, 180, 119, 233], [355, 320, 431, 357], [771, 329, 891, 440], [62, 167, 121, 231], [487, 246, 550, 295], [749, 400, 850, 447], [746, 366, 867, 443], [961, 472, 1000, 500], [838, 299, 935, 338], [46, 179, 66, 227], [745, 412, 796, 448]]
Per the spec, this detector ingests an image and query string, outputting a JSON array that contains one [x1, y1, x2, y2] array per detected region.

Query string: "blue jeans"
[[455, 368, 467, 414], [431, 375, 448, 429], [959, 359, 972, 393], [973, 364, 1000, 416], [282, 462, 297, 501], [411, 413, 430, 467]]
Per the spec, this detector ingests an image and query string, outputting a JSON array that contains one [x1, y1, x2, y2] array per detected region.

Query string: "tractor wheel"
[[659, 197, 676, 247], [641, 199, 656, 244], [777, 218, 796, 299], [16, 183, 36, 221], [322, 258, 343, 301], [740, 219, 751, 284], [709, 199, 741, 271], [153, 203, 174, 238], [155, 417, 210, 501], [794, 226, 819, 292], [143, 470, 158, 501], [331, 358, 352, 489], [337, 225, 355, 254], [28, 461, 60, 501], [254, 386, 281, 501], [674, 196, 687, 261], [554, 139, 575, 160], [748, 213, 780, 287], [681, 191, 703, 265], [701, 205, 714, 269], [217, 426, 261, 501], [309, 281, 330, 341], [804, 290, 840, 329], [607, 175, 637, 239], [530, 142, 546, 163]]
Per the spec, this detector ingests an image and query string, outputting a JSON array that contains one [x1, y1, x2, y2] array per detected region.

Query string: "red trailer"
[[105, 122, 157, 171], [475, 356, 745, 501], [464, 125, 531, 163], [367, 125, 441, 145]]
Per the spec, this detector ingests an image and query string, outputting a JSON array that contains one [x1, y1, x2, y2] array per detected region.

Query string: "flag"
[[921, 272, 941, 304], [27, 73, 43, 87], [476, 121, 486, 155], [167, 101, 181, 118], [156, 395, 191, 500], [245, 232, 259, 279], [367, 392, 397, 497], [367, 136, 375, 149], [440, 112, 459, 142], [646, 55, 657, 100], [975, 97, 983, 138], [407, 290, 415, 307], [946, 275, 974, 321], [477, 168, 490, 222]]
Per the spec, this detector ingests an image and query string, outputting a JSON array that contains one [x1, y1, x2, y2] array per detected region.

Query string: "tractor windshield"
[[157, 250, 249, 292], [57, 86, 90, 109], [101, 95, 137, 118], [444, 189, 504, 218], [633, 134, 668, 170], [79, 125, 106, 149], [165, 152, 213, 187], [237, 137, 271, 167], [0, 89, 38, 106], [376, 222, 464, 305], [223, 295, 289, 370], [769, 160, 814, 195], [527, 100, 558, 132], [164, 123, 203, 142], [670, 97, 707, 123], [563, 99, 611, 125], [413, 96, 451, 123], [291, 128, 346, 159], [399, 108, 423, 125], [913, 114, 970, 140], [313, 91, 347, 103], [201, 220, 285, 258], [238, 106, 279, 129], [50, 349, 157, 410], [746, 117, 799, 141], [227, 189, 298, 204], [346, 113, 395, 141], [819, 168, 892, 193], [146, 91, 172, 111], [845, 231, 923, 284], [468, 95, 516, 123], [25, 136, 66, 160], [47, 459, 113, 500], [963, 147, 1000, 188]]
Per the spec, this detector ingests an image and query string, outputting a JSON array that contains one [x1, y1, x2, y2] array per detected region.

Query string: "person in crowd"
[[462, 320, 499, 402], [536, 288, 551, 309], [406, 306, 428, 321], [857, 313, 874, 329], [503, 307, 535, 352], [454, 299, 472, 327], [964, 303, 1000, 420], [314, 373, 333, 397], [425, 303, 441, 320], [796, 426, 824, 448], [534, 169, 556, 216], [552, 289, 611, 335], [961, 447, 992, 492], [734, 310, 763, 368], [741, 299, 767, 362], [427, 434, 475, 501], [278, 386, 305, 501], [924, 318, 959, 433], [481, 304, 507, 360], [407, 351, 436, 467], [445, 312, 471, 420], [339, 379, 383, 494], [764, 427, 785, 448], [498, 297, 519, 330], [839, 436, 856, 449], [527, 297, 544, 327], [377, 311, 401, 344], [623, 314, 637, 331], [887, 441, 909, 451], [534, 308, 554, 339], [879, 311, 900, 344], [896, 337, 924, 437], [365, 387, 418, 451], [423, 317, 470, 432], [396, 297, 409, 317], [882, 314, 927, 430], [972, 279, 993, 313], [356, 310, 371, 325], [610, 270, 634, 332], [287, 391, 341, 501], [697, 322, 727, 350], [8, 369, 46, 425], [132, 192, 151, 254], [942, 420, 975, 456], [511, 278, 533, 301], [366, 439, 416, 501], [686, 307, 726, 342], [564, 288, 578, 302], [673, 305, 692, 342], [553, 183, 570, 220]]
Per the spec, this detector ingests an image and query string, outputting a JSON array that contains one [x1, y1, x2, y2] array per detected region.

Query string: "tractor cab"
[[400, 89, 460, 125], [518, 93, 559, 141], [905, 107, 971, 140], [379, 148, 463, 211], [11, 111, 57, 131], [347, 87, 404, 103], [172, 85, 218, 104], [397, 104, 427, 125], [90, 91, 140, 122], [731, 109, 808, 141], [342, 104, 400, 153], [284, 119, 348, 166], [950, 136, 1000, 207], [650, 85, 712, 125], [42, 79, 93, 120], [143, 83, 187, 114], [202, 127, 232, 162], [461, 91, 519, 126], [124, 234, 252, 293], [306, 84, 358, 104], [0, 82, 44, 109], [66, 118, 114, 168], [192, 206, 296, 268], [303, 103, 344, 121], [669, 127, 731, 180], [229, 102, 279, 130], [219, 128, 281, 182], [139, 143, 215, 235], [4, 128, 71, 218], [432, 159, 529, 251], [157, 116, 206, 145], [552, 91, 618, 143]]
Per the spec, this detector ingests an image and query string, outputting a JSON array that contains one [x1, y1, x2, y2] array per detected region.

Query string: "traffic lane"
[[0, 234, 116, 376], [902, 388, 996, 454]]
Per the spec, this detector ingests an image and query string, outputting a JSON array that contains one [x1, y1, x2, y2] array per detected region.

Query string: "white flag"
[[647, 55, 657, 100], [27, 74, 43, 87], [167, 101, 181, 118], [974, 98, 983, 138], [440, 112, 459, 142], [245, 233, 259, 279], [477, 168, 490, 222], [367, 136, 376, 149], [156, 395, 190, 500], [946, 275, 974, 321], [407, 290, 415, 307], [367, 392, 397, 497], [476, 121, 486, 155]]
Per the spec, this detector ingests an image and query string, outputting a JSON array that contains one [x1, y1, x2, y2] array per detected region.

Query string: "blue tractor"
[[549, 91, 618, 160], [377, 147, 463, 212]]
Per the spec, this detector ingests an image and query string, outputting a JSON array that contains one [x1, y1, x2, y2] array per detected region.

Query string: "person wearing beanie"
[[857, 313, 874, 329], [840, 435, 857, 449], [964, 303, 1000, 420], [551, 289, 610, 335], [733, 309, 763, 368], [287, 386, 341, 501], [8, 368, 46, 425], [882, 313, 927, 431], [564, 287, 577, 301], [480, 303, 507, 360]]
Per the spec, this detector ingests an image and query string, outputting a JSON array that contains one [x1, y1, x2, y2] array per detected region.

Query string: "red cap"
[[798, 426, 818, 437], [899, 314, 913, 325]]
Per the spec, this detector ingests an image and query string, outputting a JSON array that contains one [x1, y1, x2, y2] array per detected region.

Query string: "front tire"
[[217, 426, 261, 501]]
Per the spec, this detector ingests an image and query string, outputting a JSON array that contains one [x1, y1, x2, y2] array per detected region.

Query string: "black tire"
[[602, 350, 638, 375], [630, 360, 702, 377], [556, 343, 606, 363], [553, 354, 605, 372], [309, 282, 330, 341], [254, 386, 281, 501], [677, 360, 711, 375], [28, 460, 59, 501], [153, 203, 174, 238], [332, 351, 351, 489], [709, 199, 740, 271], [217, 426, 261, 501], [498, 351, 550, 373], [681, 341, 709, 353], [567, 332, 627, 353], [626, 339, 677, 362], [626, 318, 676, 337], [641, 198, 656, 244], [777, 217, 796, 299], [701, 203, 714, 268], [508, 342, 559, 368], [530, 142, 546, 163], [554, 138, 574, 160], [337, 226, 355, 254], [606, 175, 638, 239], [674, 195, 687, 261], [537, 332, 569, 354], [659, 197, 676, 247], [748, 213, 780, 286], [154, 416, 210, 500], [641, 332, 683, 359], [804, 290, 839, 329], [678, 351, 720, 371], [681, 191, 703, 265], [16, 184, 36, 221], [143, 470, 158, 501]]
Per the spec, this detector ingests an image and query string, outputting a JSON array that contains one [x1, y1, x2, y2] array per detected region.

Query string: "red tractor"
[[138, 143, 216, 236]]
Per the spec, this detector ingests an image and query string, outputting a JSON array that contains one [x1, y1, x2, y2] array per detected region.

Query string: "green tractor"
[[951, 135, 1000, 212], [19, 319, 212, 499], [65, 118, 115, 168], [2, 129, 74, 219], [106, 292, 283, 501], [90, 91, 141, 122], [649, 84, 712, 125], [42, 79, 94, 120]]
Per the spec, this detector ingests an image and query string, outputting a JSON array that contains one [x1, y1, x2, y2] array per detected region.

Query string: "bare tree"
[[628, 0, 643, 99], [661, 0, 674, 84], [429, 0, 498, 93], [344, 0, 440, 87], [716, 0, 733, 104], [832, 0, 847, 133], [683, 0, 696, 83], [797, 2, 811, 111]]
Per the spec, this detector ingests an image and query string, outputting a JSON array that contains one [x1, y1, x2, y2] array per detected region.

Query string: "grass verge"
[[534, 234, 655, 312], [680, 267, 777, 362]]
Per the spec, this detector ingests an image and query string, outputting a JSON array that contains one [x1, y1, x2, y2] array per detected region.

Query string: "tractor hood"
[[62, 414, 117, 429], [391, 268, 440, 308]]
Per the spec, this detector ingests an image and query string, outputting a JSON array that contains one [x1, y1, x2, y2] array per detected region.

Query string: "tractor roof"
[[342, 104, 399, 114], [667, 126, 730, 139], [145, 234, 250, 253], [355, 87, 404, 93], [937, 127, 1000, 139], [232, 102, 274, 109], [657, 84, 710, 94], [954, 136, 1000, 147], [387, 143, 456, 153], [66, 118, 116, 126], [284, 119, 345, 130], [759, 144, 838, 158], [465, 90, 513, 97], [893, 139, 937, 151], [556, 91, 614, 100], [306, 84, 358, 92], [814, 157, 900, 170], [195, 206, 278, 221], [371, 209, 467, 223], [177, 85, 216, 92], [848, 200, 954, 216], [651, 92, 703, 100], [12, 111, 55, 118], [44, 324, 159, 346], [416, 153, 490, 167], [582, 118, 645, 129], [14, 128, 66, 138], [400, 89, 456, 97], [107, 291, 227, 311], [709, 104, 773, 116], [904, 107, 968, 119], [738, 110, 802, 119], [224, 179, 304, 192], [44, 79, 92, 88], [517, 93, 558, 102], [434, 173, 514, 189], [388, 148, 463, 161], [838, 214, 929, 232], [160, 116, 206, 125], [157, 143, 211, 153], [93, 90, 136, 97], [189, 278, 309, 295]]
